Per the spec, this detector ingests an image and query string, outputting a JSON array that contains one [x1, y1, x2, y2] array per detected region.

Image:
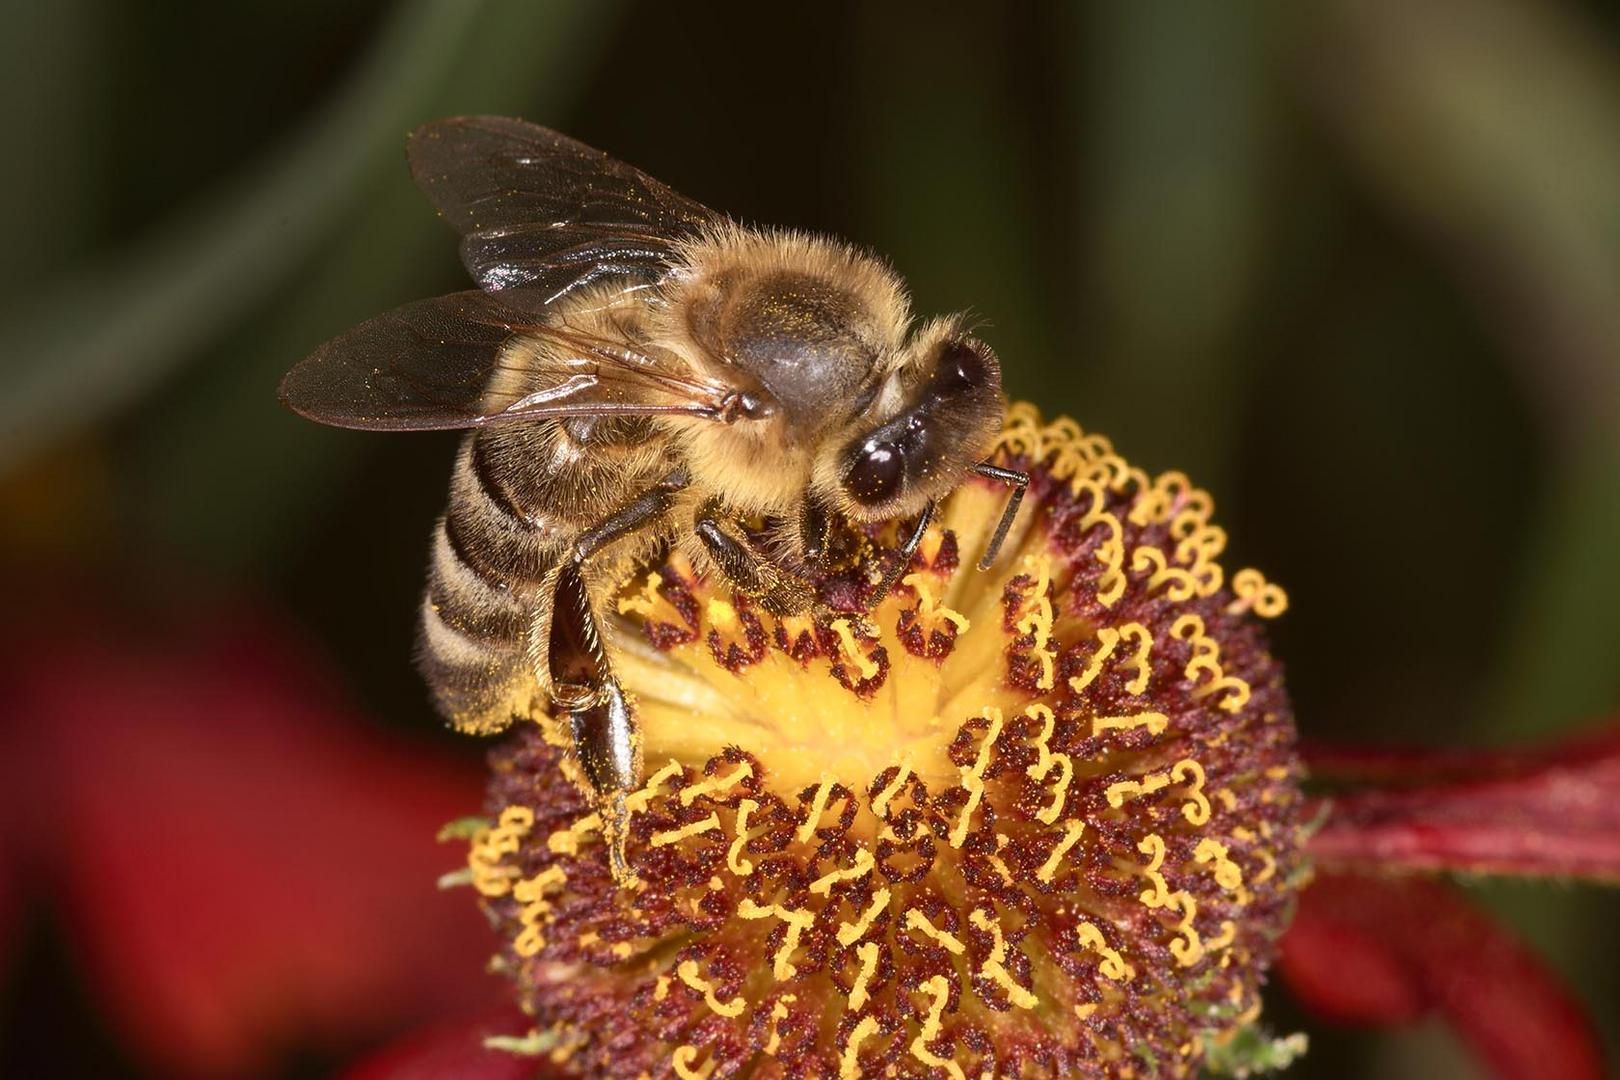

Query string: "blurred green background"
[[2, 1, 1616, 1076]]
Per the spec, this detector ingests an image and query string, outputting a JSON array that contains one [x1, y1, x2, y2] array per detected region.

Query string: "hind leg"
[[547, 471, 686, 885]]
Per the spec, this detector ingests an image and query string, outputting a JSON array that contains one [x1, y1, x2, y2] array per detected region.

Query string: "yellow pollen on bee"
[[671, 1045, 713, 1080], [902, 572, 970, 632], [797, 773, 838, 843], [911, 976, 966, 1080], [738, 899, 815, 979], [969, 908, 1039, 1009], [849, 940, 881, 1011], [837, 887, 892, 947], [830, 619, 880, 680], [1075, 922, 1135, 981], [810, 847, 875, 895], [677, 959, 747, 1018], [872, 758, 913, 819], [839, 1016, 880, 1080], [650, 813, 720, 848], [1038, 819, 1085, 883], [727, 799, 759, 875], [679, 761, 754, 805], [904, 908, 966, 955]]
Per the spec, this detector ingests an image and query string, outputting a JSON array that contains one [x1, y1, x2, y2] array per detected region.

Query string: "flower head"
[[466, 404, 1309, 1078]]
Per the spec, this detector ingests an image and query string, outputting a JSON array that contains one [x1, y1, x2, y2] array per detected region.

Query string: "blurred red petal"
[[1302, 724, 1620, 787], [1306, 723, 1620, 881], [1281, 873, 1604, 1080], [3, 601, 502, 1076], [342, 1006, 556, 1080]]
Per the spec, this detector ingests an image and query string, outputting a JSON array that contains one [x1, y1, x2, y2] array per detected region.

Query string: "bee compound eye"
[[844, 440, 904, 506]]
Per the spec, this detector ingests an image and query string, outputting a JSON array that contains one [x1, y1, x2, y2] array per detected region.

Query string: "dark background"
[[2, 1, 1616, 1076]]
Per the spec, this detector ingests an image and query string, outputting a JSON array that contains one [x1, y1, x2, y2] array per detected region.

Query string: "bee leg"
[[548, 471, 688, 886], [694, 500, 816, 616], [799, 492, 834, 569], [548, 562, 640, 885], [972, 461, 1029, 570], [864, 499, 936, 608]]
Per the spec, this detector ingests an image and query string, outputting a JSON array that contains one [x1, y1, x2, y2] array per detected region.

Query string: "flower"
[[0, 599, 502, 1077], [463, 404, 1312, 1078]]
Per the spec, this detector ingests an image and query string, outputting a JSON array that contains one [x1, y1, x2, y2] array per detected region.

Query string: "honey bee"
[[281, 117, 1026, 883]]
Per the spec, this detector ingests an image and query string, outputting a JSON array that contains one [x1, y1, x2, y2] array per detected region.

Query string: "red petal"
[[342, 1006, 558, 1080], [4, 602, 502, 1076], [1302, 724, 1620, 787], [1281, 873, 1605, 1080], [1306, 724, 1620, 881]]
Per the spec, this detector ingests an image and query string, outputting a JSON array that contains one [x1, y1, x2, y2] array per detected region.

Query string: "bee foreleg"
[[865, 499, 935, 607], [972, 461, 1029, 570], [694, 500, 816, 616]]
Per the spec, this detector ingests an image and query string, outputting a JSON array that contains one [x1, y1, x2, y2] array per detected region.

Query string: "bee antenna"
[[973, 462, 1029, 570]]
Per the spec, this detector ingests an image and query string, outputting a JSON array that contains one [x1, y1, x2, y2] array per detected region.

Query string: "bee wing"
[[279, 291, 752, 432], [406, 116, 721, 308]]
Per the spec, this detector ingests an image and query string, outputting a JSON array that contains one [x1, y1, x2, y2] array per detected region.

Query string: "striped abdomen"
[[417, 414, 668, 733]]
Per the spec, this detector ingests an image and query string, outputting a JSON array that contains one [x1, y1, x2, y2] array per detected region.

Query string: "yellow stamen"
[[726, 799, 758, 875], [650, 813, 720, 848], [677, 959, 747, 1018], [679, 761, 754, 805], [904, 908, 965, 955], [839, 1016, 879, 1080], [910, 976, 967, 1080], [848, 940, 881, 1011], [837, 887, 891, 947], [1037, 819, 1085, 883], [830, 619, 879, 680]]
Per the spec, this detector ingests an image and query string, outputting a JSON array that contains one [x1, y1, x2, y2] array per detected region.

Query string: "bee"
[[280, 116, 1027, 883]]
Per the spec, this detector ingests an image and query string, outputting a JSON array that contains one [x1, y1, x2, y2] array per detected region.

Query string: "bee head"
[[820, 322, 1004, 523]]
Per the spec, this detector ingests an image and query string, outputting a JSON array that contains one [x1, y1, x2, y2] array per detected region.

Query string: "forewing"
[[407, 116, 720, 306], [279, 291, 739, 432]]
